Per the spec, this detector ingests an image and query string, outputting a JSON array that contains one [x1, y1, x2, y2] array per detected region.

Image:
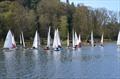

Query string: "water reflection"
[[19, 50, 27, 78], [0, 43, 120, 79], [117, 47, 120, 52], [4, 50, 17, 78]]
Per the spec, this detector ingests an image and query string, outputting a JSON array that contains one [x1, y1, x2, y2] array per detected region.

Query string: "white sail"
[[3, 30, 16, 49], [20, 34, 22, 45], [117, 31, 120, 45], [20, 32, 25, 47], [67, 33, 69, 47], [78, 34, 81, 44], [12, 35, 16, 47], [74, 32, 78, 45], [37, 33, 40, 46], [52, 29, 61, 49], [101, 33, 104, 45], [47, 27, 51, 47], [72, 30, 75, 48], [91, 31, 94, 47], [21, 32, 25, 47], [56, 29, 61, 46], [53, 30, 57, 48], [32, 30, 40, 48]]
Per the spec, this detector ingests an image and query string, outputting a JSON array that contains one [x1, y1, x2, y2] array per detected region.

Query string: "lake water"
[[0, 43, 120, 79]]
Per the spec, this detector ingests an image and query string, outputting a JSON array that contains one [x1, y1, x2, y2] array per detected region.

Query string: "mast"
[[21, 32, 25, 47], [72, 29, 75, 48]]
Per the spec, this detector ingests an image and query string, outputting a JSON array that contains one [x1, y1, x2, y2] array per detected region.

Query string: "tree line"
[[0, 0, 120, 43]]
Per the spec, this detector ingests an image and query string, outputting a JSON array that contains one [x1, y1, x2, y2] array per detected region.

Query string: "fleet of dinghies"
[[3, 28, 120, 51]]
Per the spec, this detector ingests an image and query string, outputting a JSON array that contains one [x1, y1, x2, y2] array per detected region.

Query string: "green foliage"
[[0, 0, 119, 42], [59, 15, 68, 40]]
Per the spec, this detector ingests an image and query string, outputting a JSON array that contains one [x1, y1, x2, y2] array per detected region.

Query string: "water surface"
[[0, 43, 120, 79]]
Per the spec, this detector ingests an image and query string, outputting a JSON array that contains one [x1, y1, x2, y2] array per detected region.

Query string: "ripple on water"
[[0, 43, 120, 79]]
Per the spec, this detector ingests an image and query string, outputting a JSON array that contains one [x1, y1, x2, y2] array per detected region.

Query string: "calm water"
[[0, 43, 120, 79]]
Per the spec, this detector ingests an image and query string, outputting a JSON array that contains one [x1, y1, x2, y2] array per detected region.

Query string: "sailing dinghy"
[[100, 33, 104, 47], [32, 30, 40, 49], [91, 31, 94, 47], [3, 30, 16, 50], [117, 31, 120, 47], [52, 29, 62, 51], [44, 27, 51, 50]]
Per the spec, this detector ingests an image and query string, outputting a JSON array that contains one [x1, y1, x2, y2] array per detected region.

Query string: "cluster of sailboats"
[[3, 27, 120, 51]]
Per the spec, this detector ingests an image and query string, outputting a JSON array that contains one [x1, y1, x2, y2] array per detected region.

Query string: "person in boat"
[[44, 46, 50, 50], [77, 42, 82, 48], [12, 44, 16, 49], [100, 44, 104, 47], [74, 45, 77, 49], [56, 47, 59, 51], [33, 47, 36, 49], [94, 41, 96, 47], [58, 45, 62, 48], [87, 40, 90, 45], [54, 45, 62, 51]]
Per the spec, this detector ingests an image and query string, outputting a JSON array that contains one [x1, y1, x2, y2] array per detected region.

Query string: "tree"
[[58, 15, 68, 40]]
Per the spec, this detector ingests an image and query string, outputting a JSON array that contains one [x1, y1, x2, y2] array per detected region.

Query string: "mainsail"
[[32, 30, 40, 48], [3, 30, 16, 49], [91, 31, 94, 47]]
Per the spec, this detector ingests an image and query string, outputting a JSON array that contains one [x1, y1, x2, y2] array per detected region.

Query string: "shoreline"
[[0, 40, 116, 48]]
